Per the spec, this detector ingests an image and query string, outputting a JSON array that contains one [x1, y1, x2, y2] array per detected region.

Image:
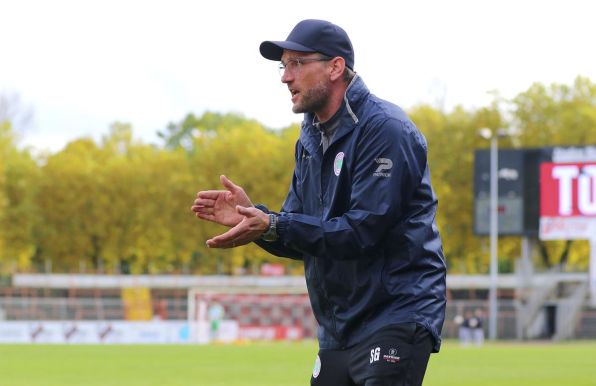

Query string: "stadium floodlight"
[[478, 127, 493, 140], [478, 127, 509, 341]]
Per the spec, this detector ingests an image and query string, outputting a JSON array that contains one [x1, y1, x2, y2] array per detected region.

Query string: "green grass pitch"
[[0, 341, 595, 385]]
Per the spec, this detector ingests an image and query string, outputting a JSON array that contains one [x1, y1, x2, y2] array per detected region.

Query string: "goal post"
[[187, 286, 315, 344]]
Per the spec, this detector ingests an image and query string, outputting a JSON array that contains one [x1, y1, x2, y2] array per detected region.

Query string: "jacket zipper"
[[316, 146, 338, 337]]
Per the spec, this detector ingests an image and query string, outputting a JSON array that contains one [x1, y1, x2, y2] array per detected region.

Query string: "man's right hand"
[[191, 175, 253, 227]]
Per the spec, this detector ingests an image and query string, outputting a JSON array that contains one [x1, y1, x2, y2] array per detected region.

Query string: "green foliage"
[[0, 121, 11, 260], [1, 114, 300, 275], [35, 126, 198, 274], [510, 76, 596, 269], [187, 120, 299, 274], [0, 122, 39, 271], [158, 111, 260, 151], [513, 76, 596, 147], [411, 104, 512, 273], [409, 76, 596, 273], [1, 77, 595, 274]]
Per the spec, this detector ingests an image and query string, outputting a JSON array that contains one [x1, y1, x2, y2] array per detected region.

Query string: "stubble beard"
[[292, 80, 331, 114]]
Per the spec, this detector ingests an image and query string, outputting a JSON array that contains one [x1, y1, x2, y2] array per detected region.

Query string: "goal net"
[[187, 287, 316, 344]]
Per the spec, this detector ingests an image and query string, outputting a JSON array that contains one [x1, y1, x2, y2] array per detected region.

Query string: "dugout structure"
[[187, 286, 316, 343]]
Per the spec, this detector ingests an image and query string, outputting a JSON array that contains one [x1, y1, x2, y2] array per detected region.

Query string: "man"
[[191, 19, 446, 386]]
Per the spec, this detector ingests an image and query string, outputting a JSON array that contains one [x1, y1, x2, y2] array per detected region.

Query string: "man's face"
[[280, 50, 331, 115]]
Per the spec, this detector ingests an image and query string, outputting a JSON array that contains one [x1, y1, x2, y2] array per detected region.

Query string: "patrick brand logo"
[[374, 158, 393, 177]]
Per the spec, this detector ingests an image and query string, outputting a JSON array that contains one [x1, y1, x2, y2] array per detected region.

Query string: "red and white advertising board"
[[237, 325, 303, 341], [539, 162, 596, 301]]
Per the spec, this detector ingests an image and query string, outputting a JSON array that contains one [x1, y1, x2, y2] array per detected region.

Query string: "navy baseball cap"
[[260, 19, 354, 70]]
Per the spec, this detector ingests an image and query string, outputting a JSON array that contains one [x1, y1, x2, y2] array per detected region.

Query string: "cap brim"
[[259, 40, 316, 61]]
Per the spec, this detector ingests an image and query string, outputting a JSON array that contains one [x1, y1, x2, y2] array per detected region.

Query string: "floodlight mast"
[[478, 127, 508, 340]]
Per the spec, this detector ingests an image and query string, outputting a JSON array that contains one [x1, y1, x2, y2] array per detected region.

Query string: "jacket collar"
[[299, 75, 369, 156]]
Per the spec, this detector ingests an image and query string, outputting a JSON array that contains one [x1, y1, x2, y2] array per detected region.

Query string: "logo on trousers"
[[312, 355, 321, 378], [383, 347, 400, 363]]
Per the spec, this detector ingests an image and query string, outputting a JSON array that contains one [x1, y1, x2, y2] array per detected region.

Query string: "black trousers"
[[310, 323, 434, 386]]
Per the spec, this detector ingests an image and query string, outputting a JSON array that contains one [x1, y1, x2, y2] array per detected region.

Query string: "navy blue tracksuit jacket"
[[256, 75, 446, 352]]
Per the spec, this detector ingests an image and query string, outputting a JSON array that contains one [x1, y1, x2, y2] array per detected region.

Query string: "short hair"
[[343, 67, 355, 84]]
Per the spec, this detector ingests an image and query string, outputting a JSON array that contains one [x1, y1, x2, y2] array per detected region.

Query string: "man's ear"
[[329, 57, 346, 82]]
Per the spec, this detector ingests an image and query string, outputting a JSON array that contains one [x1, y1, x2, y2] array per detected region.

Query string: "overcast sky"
[[1, 0, 595, 152]]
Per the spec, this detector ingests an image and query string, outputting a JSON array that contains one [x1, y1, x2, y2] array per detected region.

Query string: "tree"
[[513, 76, 596, 147], [186, 116, 299, 274], [410, 103, 514, 273], [511, 76, 596, 269], [0, 121, 11, 269], [3, 77, 594, 275], [0, 121, 39, 272], [158, 112, 256, 151], [35, 138, 108, 271]]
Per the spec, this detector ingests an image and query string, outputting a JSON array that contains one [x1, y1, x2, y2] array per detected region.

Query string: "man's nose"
[[281, 68, 292, 83]]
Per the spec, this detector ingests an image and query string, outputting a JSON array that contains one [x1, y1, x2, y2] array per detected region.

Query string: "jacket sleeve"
[[253, 141, 304, 260], [275, 118, 428, 260]]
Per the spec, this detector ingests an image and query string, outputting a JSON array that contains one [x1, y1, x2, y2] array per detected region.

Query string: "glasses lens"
[[278, 62, 285, 77]]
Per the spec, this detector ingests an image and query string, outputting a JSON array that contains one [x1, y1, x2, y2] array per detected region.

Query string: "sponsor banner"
[[0, 322, 29, 343], [191, 320, 239, 344], [591, 239, 596, 305], [540, 161, 596, 241], [540, 162, 596, 217], [0, 321, 303, 344], [99, 322, 176, 344], [0, 321, 191, 344], [260, 263, 285, 276], [238, 325, 303, 341], [28, 321, 64, 343], [552, 146, 596, 163], [539, 217, 596, 240]]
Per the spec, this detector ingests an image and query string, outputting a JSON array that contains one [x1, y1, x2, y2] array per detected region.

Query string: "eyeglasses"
[[278, 56, 332, 76]]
